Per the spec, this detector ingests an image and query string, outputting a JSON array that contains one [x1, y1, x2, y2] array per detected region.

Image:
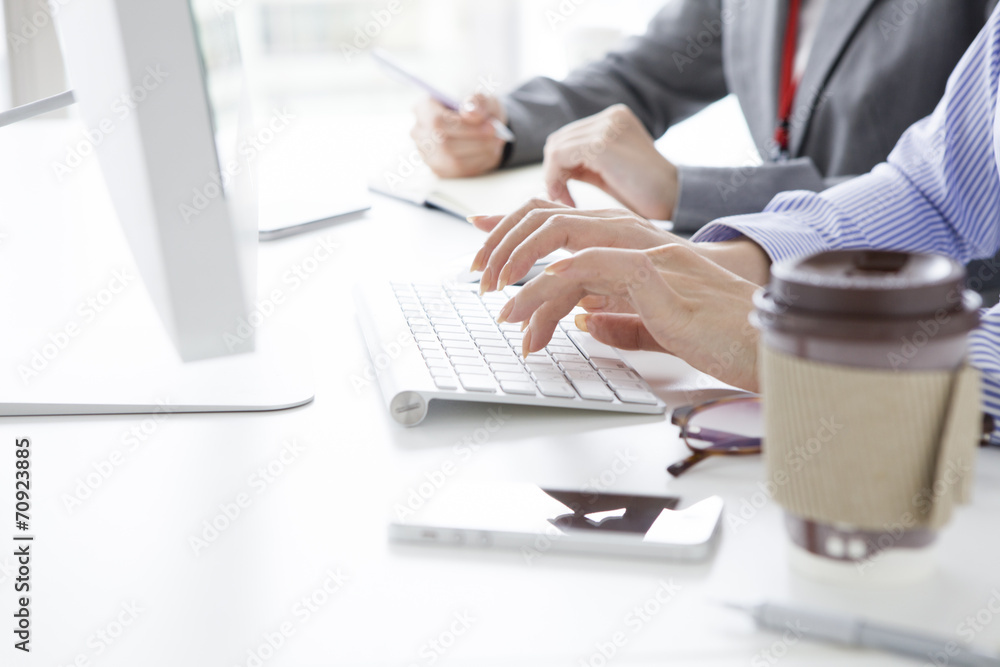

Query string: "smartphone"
[[389, 481, 723, 561]]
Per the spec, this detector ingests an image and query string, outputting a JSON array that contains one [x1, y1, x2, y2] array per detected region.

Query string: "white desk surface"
[[2, 118, 999, 667]]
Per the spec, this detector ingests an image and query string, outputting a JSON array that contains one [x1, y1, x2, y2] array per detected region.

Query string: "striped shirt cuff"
[[690, 212, 833, 264]]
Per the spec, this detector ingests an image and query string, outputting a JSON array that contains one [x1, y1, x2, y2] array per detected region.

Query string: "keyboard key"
[[484, 342, 517, 352], [429, 366, 454, 377], [434, 376, 459, 390], [488, 362, 523, 374], [472, 332, 505, 343], [438, 332, 473, 342], [481, 349, 515, 362], [495, 371, 531, 383], [500, 381, 536, 396], [425, 358, 451, 369], [572, 381, 615, 402], [422, 301, 452, 312], [566, 331, 621, 360], [565, 370, 603, 383], [446, 349, 481, 360], [552, 353, 586, 364], [531, 371, 566, 383], [601, 369, 641, 383], [607, 380, 645, 391], [537, 381, 577, 398], [559, 361, 593, 375], [614, 388, 659, 405], [425, 305, 455, 317], [526, 361, 559, 374], [448, 354, 481, 366], [485, 357, 520, 369], [459, 375, 497, 393], [591, 357, 630, 370], [453, 364, 489, 376]]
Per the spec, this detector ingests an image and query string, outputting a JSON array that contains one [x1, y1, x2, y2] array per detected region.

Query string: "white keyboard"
[[355, 282, 666, 426]]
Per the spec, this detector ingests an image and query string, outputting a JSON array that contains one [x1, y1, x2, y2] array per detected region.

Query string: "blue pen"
[[372, 48, 515, 142]]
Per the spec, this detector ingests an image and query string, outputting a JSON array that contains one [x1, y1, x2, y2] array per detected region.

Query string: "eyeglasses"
[[668, 395, 996, 478], [668, 395, 762, 477]]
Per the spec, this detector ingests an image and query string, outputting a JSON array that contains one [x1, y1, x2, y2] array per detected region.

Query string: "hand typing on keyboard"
[[495, 243, 762, 393], [382, 281, 665, 422], [467, 197, 677, 293]]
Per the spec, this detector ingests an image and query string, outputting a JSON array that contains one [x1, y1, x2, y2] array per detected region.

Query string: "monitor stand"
[[0, 332, 314, 416]]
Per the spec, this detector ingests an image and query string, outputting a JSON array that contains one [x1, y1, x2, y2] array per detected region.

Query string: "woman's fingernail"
[[467, 214, 490, 224], [520, 319, 529, 332], [496, 265, 511, 291], [479, 267, 492, 295], [544, 257, 573, 275], [522, 327, 532, 358], [470, 248, 485, 273], [461, 101, 477, 113], [496, 299, 514, 324], [574, 314, 590, 332]]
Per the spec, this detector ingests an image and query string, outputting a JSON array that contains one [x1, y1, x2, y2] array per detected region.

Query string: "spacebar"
[[566, 331, 621, 361]]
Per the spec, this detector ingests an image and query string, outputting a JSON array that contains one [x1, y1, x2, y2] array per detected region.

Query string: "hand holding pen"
[[372, 49, 515, 178]]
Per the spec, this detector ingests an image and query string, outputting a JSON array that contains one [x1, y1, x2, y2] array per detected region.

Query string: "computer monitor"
[[0, 0, 314, 415], [57, 0, 255, 361]]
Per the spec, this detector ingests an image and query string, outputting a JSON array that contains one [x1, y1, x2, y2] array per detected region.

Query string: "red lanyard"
[[774, 0, 802, 158]]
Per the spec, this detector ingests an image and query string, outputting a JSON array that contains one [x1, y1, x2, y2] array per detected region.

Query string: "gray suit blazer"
[[502, 0, 995, 232]]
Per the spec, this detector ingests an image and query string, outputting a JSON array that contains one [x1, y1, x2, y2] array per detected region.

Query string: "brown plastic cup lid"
[[753, 250, 981, 342]]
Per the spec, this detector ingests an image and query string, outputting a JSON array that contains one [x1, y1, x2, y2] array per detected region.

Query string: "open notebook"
[[369, 162, 627, 220]]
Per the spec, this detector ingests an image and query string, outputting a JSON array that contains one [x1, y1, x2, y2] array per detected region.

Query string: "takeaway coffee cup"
[[752, 250, 981, 583]]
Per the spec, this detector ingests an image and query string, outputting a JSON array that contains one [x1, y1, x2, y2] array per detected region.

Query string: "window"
[[232, 0, 664, 115]]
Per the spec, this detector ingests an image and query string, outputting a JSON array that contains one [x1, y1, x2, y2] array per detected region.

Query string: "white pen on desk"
[[726, 601, 1000, 667], [371, 48, 515, 143]]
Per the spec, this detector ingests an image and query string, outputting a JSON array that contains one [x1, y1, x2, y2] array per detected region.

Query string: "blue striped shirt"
[[692, 6, 1000, 441]]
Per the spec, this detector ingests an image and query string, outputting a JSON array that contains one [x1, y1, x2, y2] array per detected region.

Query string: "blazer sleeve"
[[672, 160, 827, 233], [502, 0, 731, 167]]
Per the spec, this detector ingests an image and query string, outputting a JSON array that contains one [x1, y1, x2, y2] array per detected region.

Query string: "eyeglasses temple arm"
[[667, 450, 711, 477]]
